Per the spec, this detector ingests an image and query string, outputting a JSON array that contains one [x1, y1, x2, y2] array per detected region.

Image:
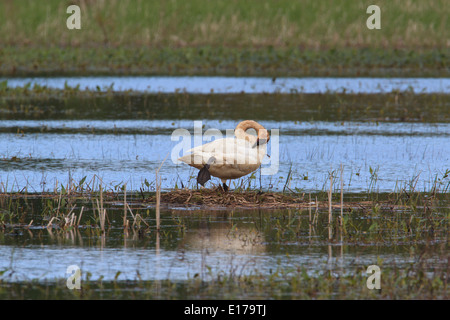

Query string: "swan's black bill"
[[197, 164, 211, 186]]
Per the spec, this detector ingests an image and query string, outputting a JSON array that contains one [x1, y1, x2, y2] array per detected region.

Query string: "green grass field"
[[0, 0, 449, 76]]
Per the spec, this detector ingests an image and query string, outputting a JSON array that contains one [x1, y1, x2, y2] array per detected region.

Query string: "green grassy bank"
[[1, 84, 450, 122], [0, 0, 448, 77]]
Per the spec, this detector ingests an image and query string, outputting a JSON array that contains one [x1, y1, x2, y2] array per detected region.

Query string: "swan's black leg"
[[222, 182, 229, 192], [197, 164, 211, 186]]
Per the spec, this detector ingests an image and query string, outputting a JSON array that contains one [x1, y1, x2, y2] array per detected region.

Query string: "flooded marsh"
[[0, 77, 449, 299], [1, 80, 449, 194], [0, 190, 448, 299], [1, 0, 449, 302]]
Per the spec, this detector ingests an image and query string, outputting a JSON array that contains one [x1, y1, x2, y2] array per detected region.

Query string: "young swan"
[[178, 120, 270, 191]]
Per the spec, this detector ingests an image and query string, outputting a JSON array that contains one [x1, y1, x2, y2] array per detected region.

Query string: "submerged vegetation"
[[0, 179, 449, 299], [1, 83, 449, 123], [1, 262, 448, 300], [0, 0, 449, 301], [0, 78, 448, 301]]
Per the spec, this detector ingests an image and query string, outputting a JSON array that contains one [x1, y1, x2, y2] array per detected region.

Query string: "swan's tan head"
[[235, 120, 270, 147]]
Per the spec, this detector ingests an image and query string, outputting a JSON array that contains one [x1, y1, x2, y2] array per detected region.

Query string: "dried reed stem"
[[155, 153, 169, 231], [308, 192, 312, 224], [328, 172, 333, 240], [123, 183, 127, 227], [47, 217, 56, 228], [312, 196, 319, 225], [156, 176, 161, 231], [100, 184, 103, 217], [77, 206, 84, 227], [340, 164, 344, 226], [328, 173, 333, 224]]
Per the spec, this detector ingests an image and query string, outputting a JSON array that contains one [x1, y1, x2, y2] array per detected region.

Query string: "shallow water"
[[0, 120, 449, 192], [0, 77, 449, 298], [1, 207, 447, 283], [3, 76, 450, 93]]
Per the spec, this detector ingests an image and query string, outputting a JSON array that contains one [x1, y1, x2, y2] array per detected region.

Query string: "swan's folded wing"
[[186, 138, 229, 154], [179, 137, 265, 169], [178, 152, 215, 169]]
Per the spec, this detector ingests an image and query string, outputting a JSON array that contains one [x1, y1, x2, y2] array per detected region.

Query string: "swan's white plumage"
[[178, 120, 269, 183]]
